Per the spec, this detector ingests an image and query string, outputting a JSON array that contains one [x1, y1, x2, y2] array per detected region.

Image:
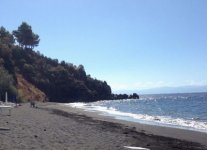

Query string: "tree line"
[[0, 22, 139, 103]]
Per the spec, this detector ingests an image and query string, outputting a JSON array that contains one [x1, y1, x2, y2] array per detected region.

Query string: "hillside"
[[0, 23, 139, 103], [0, 24, 112, 102]]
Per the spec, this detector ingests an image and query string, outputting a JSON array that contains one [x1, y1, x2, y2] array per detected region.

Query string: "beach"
[[0, 102, 206, 150]]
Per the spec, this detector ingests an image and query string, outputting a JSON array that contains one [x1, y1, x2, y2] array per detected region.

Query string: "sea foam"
[[66, 102, 207, 132], [66, 93, 207, 132]]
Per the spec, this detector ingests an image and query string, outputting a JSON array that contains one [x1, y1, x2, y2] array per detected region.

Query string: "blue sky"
[[1, 0, 207, 93]]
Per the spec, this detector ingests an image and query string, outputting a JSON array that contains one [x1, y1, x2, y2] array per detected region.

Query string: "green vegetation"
[[13, 22, 39, 49], [0, 22, 112, 102], [0, 67, 17, 101], [0, 22, 138, 103]]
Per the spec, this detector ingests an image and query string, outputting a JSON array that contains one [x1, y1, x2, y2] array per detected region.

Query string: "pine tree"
[[13, 22, 40, 49]]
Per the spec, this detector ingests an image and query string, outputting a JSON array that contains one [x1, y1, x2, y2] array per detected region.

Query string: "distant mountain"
[[136, 85, 207, 95], [113, 85, 207, 95]]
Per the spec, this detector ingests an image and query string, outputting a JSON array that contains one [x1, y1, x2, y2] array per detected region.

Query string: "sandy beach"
[[0, 102, 207, 150]]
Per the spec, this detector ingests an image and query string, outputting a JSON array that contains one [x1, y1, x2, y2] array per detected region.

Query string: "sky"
[[1, 0, 207, 93]]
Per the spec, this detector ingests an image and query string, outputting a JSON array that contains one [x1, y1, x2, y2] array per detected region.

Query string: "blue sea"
[[66, 93, 207, 132]]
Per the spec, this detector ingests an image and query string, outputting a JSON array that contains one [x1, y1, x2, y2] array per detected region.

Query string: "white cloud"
[[183, 80, 207, 86]]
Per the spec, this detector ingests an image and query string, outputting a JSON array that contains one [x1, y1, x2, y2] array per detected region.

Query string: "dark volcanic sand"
[[0, 103, 206, 150]]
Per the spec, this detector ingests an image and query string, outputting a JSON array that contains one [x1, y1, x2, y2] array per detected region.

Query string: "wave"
[[65, 102, 207, 132]]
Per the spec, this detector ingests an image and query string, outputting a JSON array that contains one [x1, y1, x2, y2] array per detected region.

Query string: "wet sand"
[[0, 102, 206, 150]]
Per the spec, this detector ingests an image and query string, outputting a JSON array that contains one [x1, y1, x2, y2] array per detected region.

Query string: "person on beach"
[[30, 98, 36, 108]]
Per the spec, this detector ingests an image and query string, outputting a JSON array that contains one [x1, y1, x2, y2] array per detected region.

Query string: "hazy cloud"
[[111, 80, 207, 92]]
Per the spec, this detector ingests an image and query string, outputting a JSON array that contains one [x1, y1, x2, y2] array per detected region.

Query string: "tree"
[[0, 26, 14, 46], [0, 27, 15, 74], [0, 67, 17, 101], [13, 22, 40, 49], [0, 27, 14, 57], [77, 65, 86, 79]]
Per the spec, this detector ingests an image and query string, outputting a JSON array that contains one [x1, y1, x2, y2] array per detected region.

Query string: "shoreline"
[[1, 102, 206, 150], [65, 102, 207, 134], [42, 103, 207, 147]]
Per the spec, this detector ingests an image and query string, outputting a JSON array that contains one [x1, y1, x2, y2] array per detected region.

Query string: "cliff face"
[[16, 74, 46, 102], [0, 46, 111, 102]]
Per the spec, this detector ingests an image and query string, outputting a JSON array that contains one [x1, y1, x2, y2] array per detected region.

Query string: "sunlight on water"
[[66, 93, 207, 132]]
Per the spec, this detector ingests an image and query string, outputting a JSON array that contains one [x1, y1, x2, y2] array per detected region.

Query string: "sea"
[[66, 93, 207, 133]]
